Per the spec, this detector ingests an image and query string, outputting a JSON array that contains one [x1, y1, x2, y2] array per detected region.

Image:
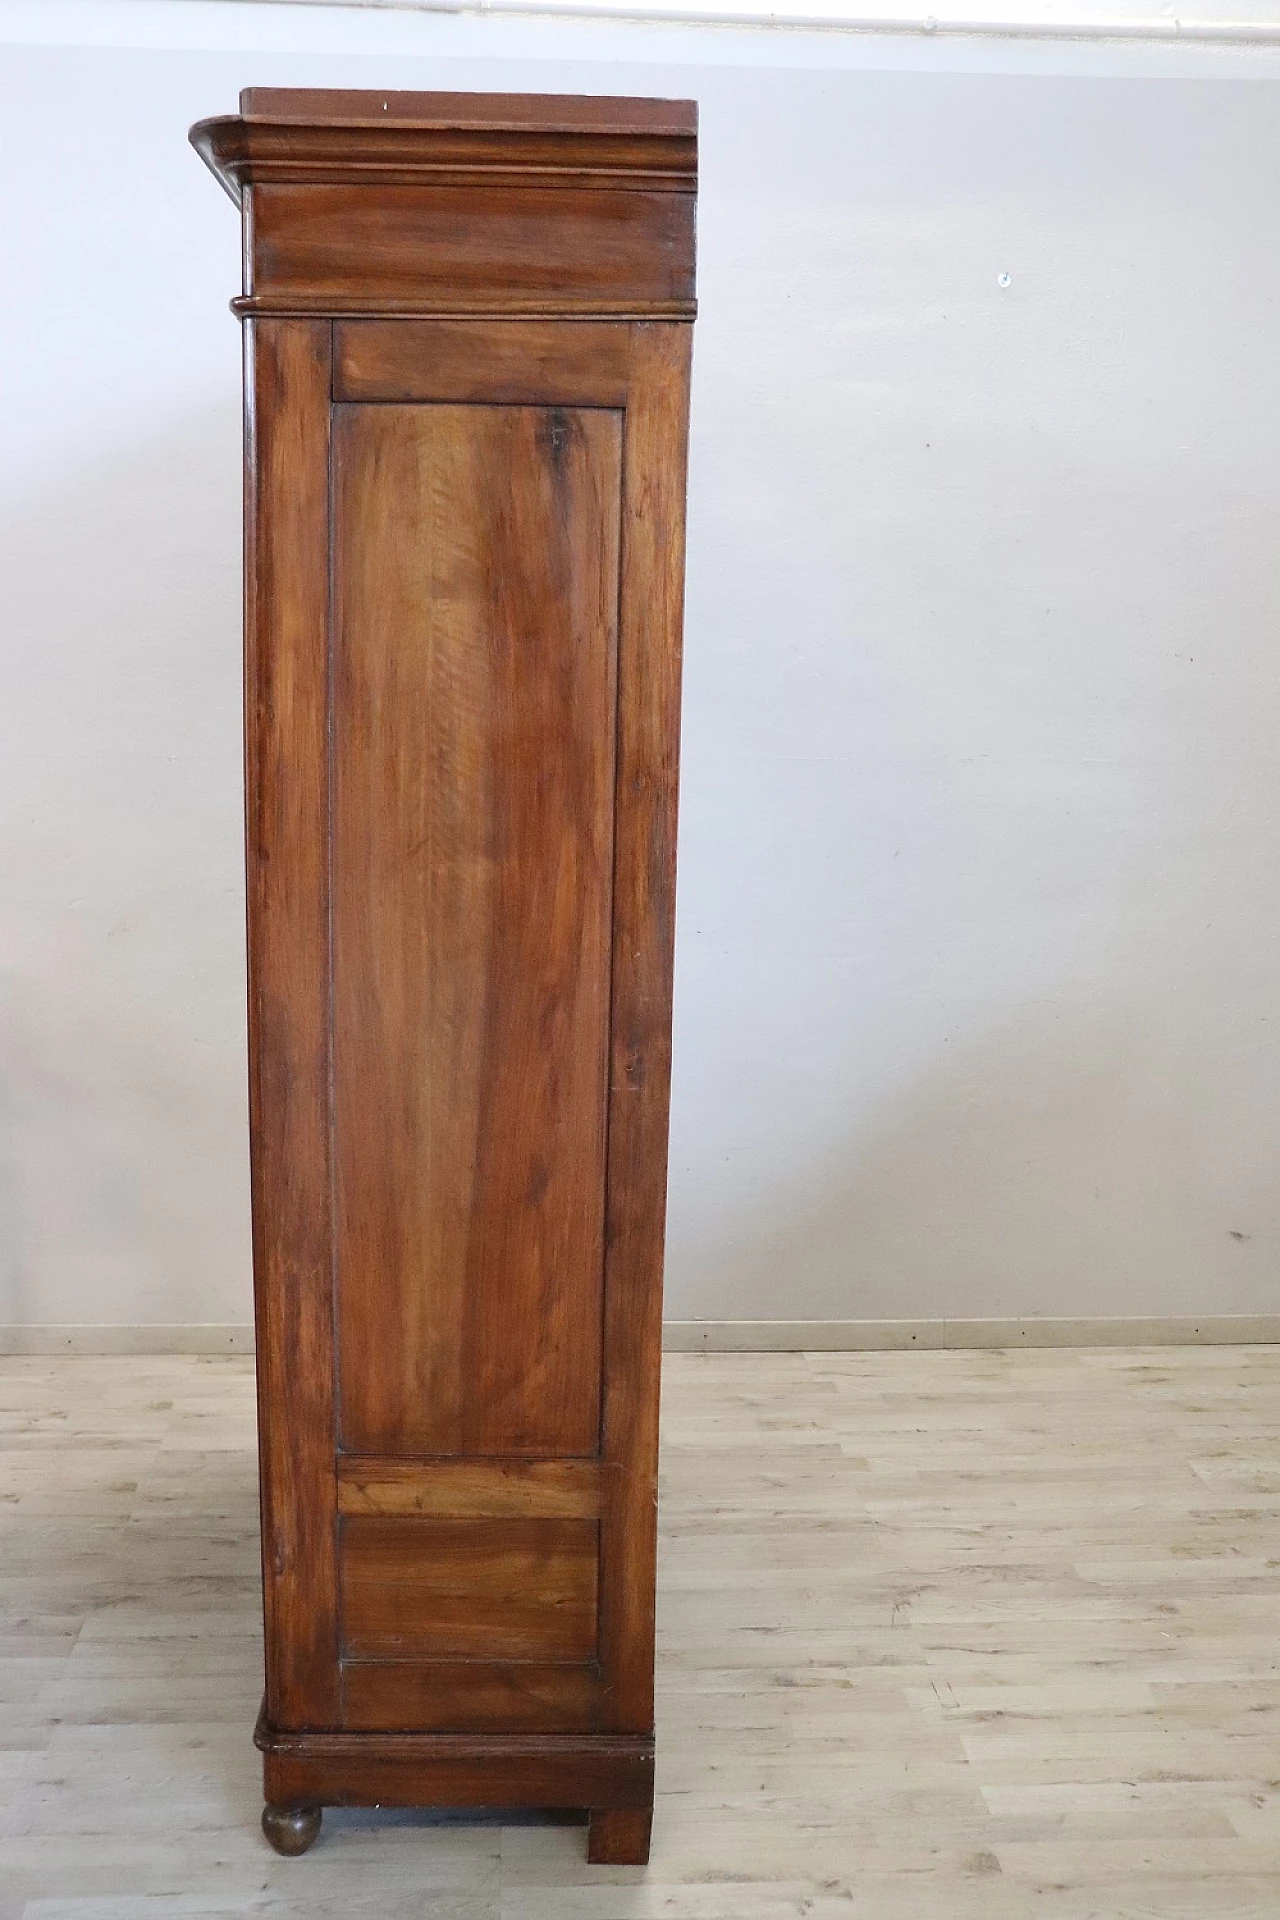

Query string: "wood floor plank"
[[2, 1347, 1279, 1912]]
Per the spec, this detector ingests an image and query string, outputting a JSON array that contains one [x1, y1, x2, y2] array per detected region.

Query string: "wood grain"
[[259, 1719, 653, 1815], [239, 88, 696, 135], [246, 184, 694, 318], [341, 1659, 600, 1733], [333, 318, 632, 405], [588, 1805, 653, 1865], [330, 400, 620, 1460], [596, 322, 693, 1734], [243, 317, 338, 1732], [336, 1457, 602, 1520], [338, 1518, 599, 1661], [190, 95, 696, 231], [194, 90, 695, 1844]]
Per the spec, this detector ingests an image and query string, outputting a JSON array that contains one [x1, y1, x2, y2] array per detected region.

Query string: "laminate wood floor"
[[2, 1348, 1278, 1917]]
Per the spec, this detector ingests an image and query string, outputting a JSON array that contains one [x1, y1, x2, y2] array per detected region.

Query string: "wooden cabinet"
[[190, 89, 697, 1866]]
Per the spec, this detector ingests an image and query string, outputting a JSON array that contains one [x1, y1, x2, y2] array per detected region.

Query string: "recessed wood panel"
[[333, 319, 632, 405], [339, 1518, 599, 1661], [337, 1457, 602, 1520], [331, 401, 621, 1458], [341, 1660, 599, 1733]]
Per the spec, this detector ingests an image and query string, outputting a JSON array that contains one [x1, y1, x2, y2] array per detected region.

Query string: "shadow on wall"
[[0, 407, 251, 1329]]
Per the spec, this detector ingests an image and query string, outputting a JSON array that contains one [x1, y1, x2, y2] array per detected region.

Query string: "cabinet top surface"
[[237, 87, 696, 135]]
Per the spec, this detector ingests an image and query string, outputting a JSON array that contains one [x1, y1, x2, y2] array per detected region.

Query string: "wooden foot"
[[262, 1803, 322, 1856], [587, 1806, 652, 1865]]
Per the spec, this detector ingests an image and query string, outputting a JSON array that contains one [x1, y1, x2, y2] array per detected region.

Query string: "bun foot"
[[587, 1807, 652, 1865], [262, 1803, 322, 1856]]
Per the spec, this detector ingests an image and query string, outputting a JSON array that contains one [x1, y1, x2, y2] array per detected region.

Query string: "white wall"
[[3, 3, 1280, 1330]]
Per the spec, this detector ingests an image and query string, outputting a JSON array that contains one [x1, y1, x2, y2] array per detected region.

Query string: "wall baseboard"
[[662, 1315, 1280, 1350], [2, 1316, 1279, 1356], [0, 1324, 256, 1355]]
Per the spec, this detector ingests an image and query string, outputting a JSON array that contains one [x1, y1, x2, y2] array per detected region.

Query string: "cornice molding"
[[191, 90, 698, 208], [190, 89, 698, 322]]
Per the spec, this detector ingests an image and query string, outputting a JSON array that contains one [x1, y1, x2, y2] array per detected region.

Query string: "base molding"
[[0, 1324, 255, 1355], [255, 1703, 654, 1813], [661, 1314, 1280, 1351], [3, 1316, 1279, 1356]]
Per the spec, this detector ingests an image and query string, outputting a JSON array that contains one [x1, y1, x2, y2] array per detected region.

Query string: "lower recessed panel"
[[341, 1659, 599, 1733], [339, 1516, 599, 1662]]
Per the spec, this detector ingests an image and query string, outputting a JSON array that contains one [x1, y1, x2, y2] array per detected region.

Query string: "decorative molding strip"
[[662, 1315, 1280, 1349], [0, 1324, 257, 1355], [4, 1317, 1280, 1355], [214, 0, 1280, 48], [10, 0, 1280, 59]]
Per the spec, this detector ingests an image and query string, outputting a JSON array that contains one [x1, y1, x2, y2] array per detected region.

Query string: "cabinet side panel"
[[332, 402, 620, 1457], [597, 324, 692, 1731], [245, 317, 339, 1729]]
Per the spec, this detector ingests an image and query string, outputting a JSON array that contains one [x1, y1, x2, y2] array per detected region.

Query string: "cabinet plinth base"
[[255, 1703, 654, 1858]]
